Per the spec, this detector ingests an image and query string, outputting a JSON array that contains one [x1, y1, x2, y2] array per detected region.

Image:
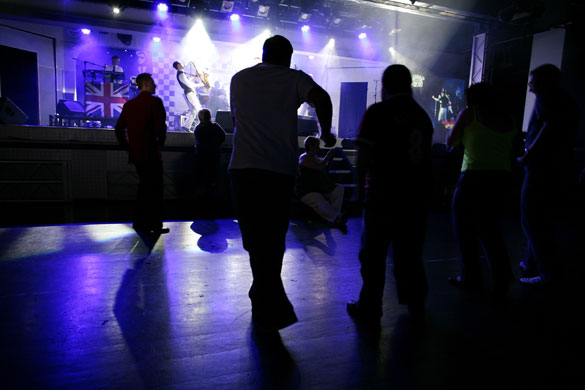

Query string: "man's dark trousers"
[[134, 160, 164, 231], [230, 168, 297, 327]]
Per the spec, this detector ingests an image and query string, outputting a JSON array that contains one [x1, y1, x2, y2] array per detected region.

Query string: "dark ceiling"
[[79, 0, 579, 35]]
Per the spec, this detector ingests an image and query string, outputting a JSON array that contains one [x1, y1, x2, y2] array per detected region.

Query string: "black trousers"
[[134, 160, 164, 231], [230, 168, 297, 322], [520, 167, 572, 280], [358, 190, 428, 313], [452, 170, 513, 286]]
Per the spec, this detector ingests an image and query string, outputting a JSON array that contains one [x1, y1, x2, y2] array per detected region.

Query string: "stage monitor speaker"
[[0, 96, 28, 125], [215, 110, 234, 133], [297, 116, 318, 137], [57, 99, 85, 117]]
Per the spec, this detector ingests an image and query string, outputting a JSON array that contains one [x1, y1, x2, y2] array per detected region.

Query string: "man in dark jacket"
[[115, 73, 169, 235]]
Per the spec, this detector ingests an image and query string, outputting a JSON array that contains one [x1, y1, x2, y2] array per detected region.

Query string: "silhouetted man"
[[517, 64, 579, 285], [348, 64, 433, 323], [229, 35, 335, 332], [115, 73, 169, 235], [194, 108, 226, 199]]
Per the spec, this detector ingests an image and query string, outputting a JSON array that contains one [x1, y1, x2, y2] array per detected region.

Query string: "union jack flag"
[[85, 82, 129, 118]]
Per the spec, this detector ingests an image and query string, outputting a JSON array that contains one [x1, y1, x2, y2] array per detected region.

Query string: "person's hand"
[[517, 151, 529, 166], [321, 132, 336, 148]]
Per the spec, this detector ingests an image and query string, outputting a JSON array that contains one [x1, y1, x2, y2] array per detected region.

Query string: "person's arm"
[[230, 78, 236, 127], [446, 108, 471, 148], [114, 107, 128, 150], [154, 98, 167, 147], [215, 123, 226, 145], [517, 120, 550, 165], [355, 109, 375, 205], [300, 148, 335, 169], [356, 143, 372, 206], [307, 85, 335, 147]]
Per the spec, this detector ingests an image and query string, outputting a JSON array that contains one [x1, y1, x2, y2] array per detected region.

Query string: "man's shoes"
[[347, 300, 382, 323], [519, 275, 549, 286], [252, 310, 298, 332]]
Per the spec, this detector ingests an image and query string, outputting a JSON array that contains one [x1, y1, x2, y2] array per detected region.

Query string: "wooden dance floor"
[[1, 212, 583, 389]]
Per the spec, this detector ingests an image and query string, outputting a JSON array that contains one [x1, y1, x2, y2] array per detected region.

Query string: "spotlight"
[[230, 13, 240, 22], [157, 2, 169, 19], [308, 55, 315, 60], [81, 28, 91, 35], [153, 36, 161, 42], [358, 32, 367, 40], [112, 6, 121, 15], [333, 18, 342, 25], [301, 25, 310, 32], [328, 38, 335, 47], [257, 5, 270, 17]]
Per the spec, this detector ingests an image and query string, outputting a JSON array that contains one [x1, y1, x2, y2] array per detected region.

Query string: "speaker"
[[215, 110, 234, 133], [0, 96, 28, 125], [57, 99, 85, 117], [297, 116, 318, 137]]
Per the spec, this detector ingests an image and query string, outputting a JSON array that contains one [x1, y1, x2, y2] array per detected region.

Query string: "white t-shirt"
[[105, 65, 124, 73], [229, 63, 318, 176]]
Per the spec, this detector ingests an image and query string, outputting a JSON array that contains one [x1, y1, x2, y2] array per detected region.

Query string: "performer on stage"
[[105, 55, 124, 84], [173, 60, 203, 132], [432, 89, 453, 124]]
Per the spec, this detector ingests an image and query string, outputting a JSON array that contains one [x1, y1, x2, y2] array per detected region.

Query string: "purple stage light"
[[358, 32, 367, 40], [81, 28, 91, 35], [301, 25, 310, 32], [157, 3, 169, 12], [230, 13, 240, 22], [153, 37, 161, 42]]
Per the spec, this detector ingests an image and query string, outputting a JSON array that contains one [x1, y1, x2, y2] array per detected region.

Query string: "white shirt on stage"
[[229, 62, 318, 177], [105, 65, 124, 73]]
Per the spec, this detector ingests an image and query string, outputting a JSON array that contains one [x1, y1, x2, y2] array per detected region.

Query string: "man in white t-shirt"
[[230, 35, 336, 332]]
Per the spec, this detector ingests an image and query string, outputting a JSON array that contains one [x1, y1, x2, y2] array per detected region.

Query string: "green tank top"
[[461, 108, 515, 172]]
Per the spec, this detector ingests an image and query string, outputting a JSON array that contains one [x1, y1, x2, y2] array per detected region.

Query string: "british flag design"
[[85, 82, 129, 118]]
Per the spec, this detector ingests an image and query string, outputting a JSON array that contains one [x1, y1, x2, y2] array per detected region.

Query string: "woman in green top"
[[446, 82, 518, 298]]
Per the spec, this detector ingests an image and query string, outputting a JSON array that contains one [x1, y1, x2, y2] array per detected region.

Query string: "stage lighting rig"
[[220, 1, 234, 13], [257, 4, 270, 18], [299, 12, 311, 22]]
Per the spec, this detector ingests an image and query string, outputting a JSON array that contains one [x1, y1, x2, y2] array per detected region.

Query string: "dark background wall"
[[0, 45, 39, 125]]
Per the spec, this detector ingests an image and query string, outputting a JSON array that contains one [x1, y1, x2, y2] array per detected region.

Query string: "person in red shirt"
[[115, 73, 169, 235]]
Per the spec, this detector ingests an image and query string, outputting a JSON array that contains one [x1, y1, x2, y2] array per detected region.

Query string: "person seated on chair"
[[296, 136, 347, 228]]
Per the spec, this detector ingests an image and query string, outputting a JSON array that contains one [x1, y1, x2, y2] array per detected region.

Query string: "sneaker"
[[519, 275, 549, 286]]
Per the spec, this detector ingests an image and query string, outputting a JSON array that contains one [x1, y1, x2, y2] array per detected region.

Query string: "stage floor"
[[0, 213, 583, 389]]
